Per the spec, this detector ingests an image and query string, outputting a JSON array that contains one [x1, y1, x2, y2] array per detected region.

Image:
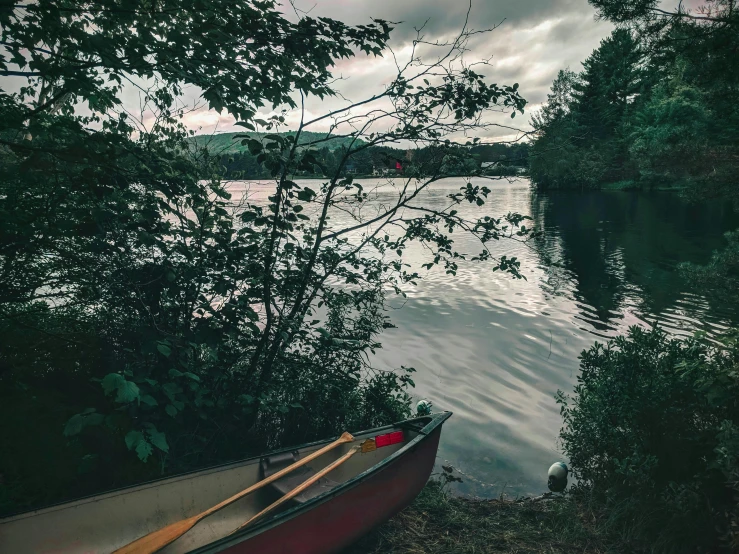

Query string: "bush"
[[557, 326, 739, 552], [680, 231, 739, 305]]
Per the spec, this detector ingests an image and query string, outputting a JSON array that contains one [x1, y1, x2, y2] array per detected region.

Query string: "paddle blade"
[[113, 515, 199, 554]]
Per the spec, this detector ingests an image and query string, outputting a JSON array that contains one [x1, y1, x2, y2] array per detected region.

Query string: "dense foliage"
[[530, 0, 739, 194], [558, 326, 739, 552], [680, 230, 739, 304], [0, 1, 533, 514]]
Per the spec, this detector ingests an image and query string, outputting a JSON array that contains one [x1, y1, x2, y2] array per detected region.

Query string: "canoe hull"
[[221, 424, 441, 554], [0, 412, 451, 553]]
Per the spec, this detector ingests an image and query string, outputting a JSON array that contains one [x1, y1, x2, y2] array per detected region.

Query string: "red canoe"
[[0, 411, 452, 553]]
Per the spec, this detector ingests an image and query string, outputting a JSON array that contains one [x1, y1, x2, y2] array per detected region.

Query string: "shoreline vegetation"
[[348, 480, 614, 554], [528, 8, 738, 200], [356, 324, 739, 554]]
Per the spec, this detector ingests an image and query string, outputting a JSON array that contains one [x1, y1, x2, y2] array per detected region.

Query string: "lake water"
[[235, 177, 739, 498]]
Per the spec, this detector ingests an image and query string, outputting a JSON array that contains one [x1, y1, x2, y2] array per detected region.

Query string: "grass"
[[344, 481, 622, 554]]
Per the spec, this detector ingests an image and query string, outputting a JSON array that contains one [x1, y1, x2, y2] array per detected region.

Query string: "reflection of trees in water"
[[529, 193, 628, 331], [529, 190, 739, 334]]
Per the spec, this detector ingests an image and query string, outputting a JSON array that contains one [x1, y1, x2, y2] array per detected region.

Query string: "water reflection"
[[231, 178, 738, 498], [530, 190, 739, 338], [363, 179, 738, 497]]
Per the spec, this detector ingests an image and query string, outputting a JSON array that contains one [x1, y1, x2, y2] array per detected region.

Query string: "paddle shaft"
[[113, 431, 355, 554], [231, 444, 362, 534]]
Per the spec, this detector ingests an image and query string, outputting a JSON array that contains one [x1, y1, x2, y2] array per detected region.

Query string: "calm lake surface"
[[236, 177, 739, 498]]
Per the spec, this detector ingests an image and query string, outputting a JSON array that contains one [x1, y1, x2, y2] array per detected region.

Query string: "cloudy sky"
[[180, 0, 615, 142]]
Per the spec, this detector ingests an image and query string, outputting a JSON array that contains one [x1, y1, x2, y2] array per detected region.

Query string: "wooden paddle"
[[113, 431, 355, 554], [230, 444, 362, 534]]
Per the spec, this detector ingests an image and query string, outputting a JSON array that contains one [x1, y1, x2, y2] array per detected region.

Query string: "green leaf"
[[125, 430, 143, 451], [140, 394, 158, 406], [63, 412, 104, 436], [246, 139, 263, 155], [297, 187, 316, 201], [115, 380, 140, 403], [157, 343, 172, 357], [162, 382, 182, 401], [205, 88, 224, 113], [146, 427, 169, 453], [135, 439, 153, 462], [101, 373, 125, 395], [101, 373, 139, 403], [166, 404, 178, 417], [183, 372, 201, 382]]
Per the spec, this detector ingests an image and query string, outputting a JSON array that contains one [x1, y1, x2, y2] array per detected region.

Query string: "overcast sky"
[[179, 0, 614, 142]]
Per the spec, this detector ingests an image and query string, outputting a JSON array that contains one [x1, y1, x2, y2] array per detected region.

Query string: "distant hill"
[[191, 131, 365, 154]]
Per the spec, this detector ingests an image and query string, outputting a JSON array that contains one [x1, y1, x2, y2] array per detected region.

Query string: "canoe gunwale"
[[0, 412, 452, 553], [191, 411, 452, 553]]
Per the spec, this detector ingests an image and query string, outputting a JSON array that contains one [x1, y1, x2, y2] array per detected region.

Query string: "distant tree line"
[[530, 0, 739, 196], [213, 139, 529, 179]]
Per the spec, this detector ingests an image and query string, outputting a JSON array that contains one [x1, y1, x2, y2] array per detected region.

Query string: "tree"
[[529, 30, 644, 190], [587, 0, 739, 196], [572, 29, 643, 140], [680, 230, 739, 303], [530, 1, 739, 192], [529, 69, 582, 189], [0, 0, 391, 119], [0, 2, 534, 512], [531, 69, 579, 131], [589, 0, 737, 25], [628, 69, 714, 187]]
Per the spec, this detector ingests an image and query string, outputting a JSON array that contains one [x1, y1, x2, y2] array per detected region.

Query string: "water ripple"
[[231, 178, 739, 497]]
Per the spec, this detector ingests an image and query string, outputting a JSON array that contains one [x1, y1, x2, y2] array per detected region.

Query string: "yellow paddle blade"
[[112, 515, 199, 554]]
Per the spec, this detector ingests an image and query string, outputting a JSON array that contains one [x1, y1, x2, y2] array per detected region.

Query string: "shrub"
[[557, 326, 739, 552], [680, 231, 739, 305]]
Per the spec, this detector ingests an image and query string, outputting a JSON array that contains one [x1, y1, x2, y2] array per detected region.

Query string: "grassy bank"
[[345, 481, 619, 554]]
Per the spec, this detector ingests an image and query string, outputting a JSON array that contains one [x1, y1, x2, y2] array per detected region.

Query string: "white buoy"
[[416, 399, 433, 416], [547, 462, 568, 492]]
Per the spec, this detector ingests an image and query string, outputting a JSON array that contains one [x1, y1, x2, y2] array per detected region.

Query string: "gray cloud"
[[183, 0, 612, 140], [292, 0, 601, 41]]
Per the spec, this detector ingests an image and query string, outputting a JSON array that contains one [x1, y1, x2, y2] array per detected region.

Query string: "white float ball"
[[547, 462, 568, 492], [416, 399, 433, 416]]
